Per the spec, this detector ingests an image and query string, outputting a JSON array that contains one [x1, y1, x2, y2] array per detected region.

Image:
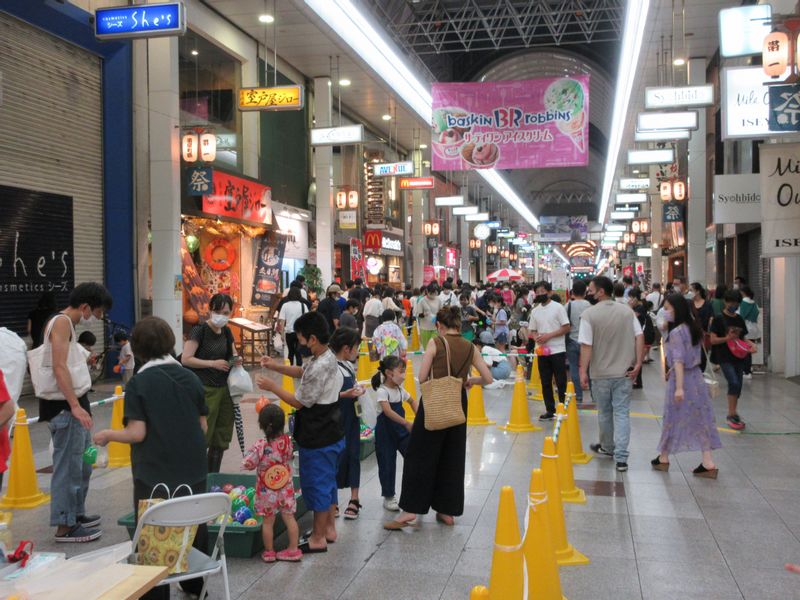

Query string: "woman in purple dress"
[[652, 294, 722, 478]]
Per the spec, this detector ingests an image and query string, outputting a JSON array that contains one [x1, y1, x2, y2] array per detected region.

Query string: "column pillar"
[[147, 36, 183, 352], [687, 58, 707, 285], [411, 191, 425, 287], [650, 166, 663, 284], [313, 76, 334, 286]]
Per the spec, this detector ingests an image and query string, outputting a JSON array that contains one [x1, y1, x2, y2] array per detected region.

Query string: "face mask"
[[81, 311, 99, 326], [534, 294, 548, 304], [732, 284, 739, 290], [663, 310, 675, 323], [209, 313, 229, 328], [687, 291, 695, 300], [727, 304, 739, 313]]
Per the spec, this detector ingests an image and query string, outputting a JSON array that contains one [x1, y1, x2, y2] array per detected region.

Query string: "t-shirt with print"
[[293, 348, 344, 449], [376, 386, 410, 404], [278, 300, 306, 334], [0, 371, 12, 474], [530, 301, 570, 354], [188, 324, 233, 387], [710, 312, 747, 365], [242, 434, 296, 516], [372, 322, 407, 358]]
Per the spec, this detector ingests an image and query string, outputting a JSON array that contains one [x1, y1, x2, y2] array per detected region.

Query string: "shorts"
[[494, 332, 508, 344], [298, 439, 345, 512]]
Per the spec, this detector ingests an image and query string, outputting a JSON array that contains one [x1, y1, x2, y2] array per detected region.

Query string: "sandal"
[[261, 550, 277, 563], [343, 499, 362, 520], [693, 464, 719, 479], [651, 456, 670, 472]]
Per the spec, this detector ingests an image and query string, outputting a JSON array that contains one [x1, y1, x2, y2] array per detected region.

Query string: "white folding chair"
[[131, 492, 232, 600]]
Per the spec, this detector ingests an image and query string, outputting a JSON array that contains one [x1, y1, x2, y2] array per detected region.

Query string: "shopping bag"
[[227, 365, 253, 397], [27, 315, 91, 400], [701, 348, 719, 399], [136, 484, 198, 574], [358, 390, 379, 429]]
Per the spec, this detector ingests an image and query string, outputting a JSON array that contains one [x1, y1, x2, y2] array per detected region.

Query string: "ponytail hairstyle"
[[258, 403, 285, 442], [371, 355, 406, 390]]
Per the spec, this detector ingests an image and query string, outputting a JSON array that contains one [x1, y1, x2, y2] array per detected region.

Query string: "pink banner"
[[431, 76, 589, 171]]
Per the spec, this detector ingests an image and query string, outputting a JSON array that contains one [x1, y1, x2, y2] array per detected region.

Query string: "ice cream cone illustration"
[[544, 79, 586, 152], [432, 107, 470, 159], [461, 142, 499, 169]]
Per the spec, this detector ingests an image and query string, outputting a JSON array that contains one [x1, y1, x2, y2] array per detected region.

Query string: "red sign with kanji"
[[203, 170, 272, 225]]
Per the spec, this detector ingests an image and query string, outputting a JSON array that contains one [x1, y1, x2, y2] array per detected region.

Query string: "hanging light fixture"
[[182, 132, 199, 162], [623, 232, 631, 244], [336, 191, 347, 210], [632, 220, 640, 233], [431, 222, 440, 236], [640, 220, 650, 233], [347, 190, 359, 209], [660, 181, 672, 201], [673, 180, 686, 201], [763, 30, 790, 78], [200, 132, 217, 162], [423, 222, 432, 236], [630, 232, 637, 243]]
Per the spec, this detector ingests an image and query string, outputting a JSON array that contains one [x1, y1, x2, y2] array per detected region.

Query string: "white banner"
[[275, 214, 309, 260], [713, 174, 761, 223], [759, 143, 800, 257]]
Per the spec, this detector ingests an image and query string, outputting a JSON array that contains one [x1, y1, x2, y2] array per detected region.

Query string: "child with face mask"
[[181, 293, 241, 473]]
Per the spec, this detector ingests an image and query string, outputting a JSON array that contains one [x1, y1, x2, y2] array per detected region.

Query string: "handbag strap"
[[439, 336, 453, 378], [171, 484, 194, 498], [149, 482, 171, 500], [42, 313, 75, 350]]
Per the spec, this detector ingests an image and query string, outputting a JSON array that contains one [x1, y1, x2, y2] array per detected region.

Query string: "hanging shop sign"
[[364, 230, 403, 255], [274, 210, 309, 260], [445, 247, 458, 267], [768, 84, 800, 132], [372, 162, 413, 177], [338, 210, 357, 230], [251, 234, 287, 306], [644, 85, 714, 109], [350, 238, 367, 281], [619, 178, 651, 191], [538, 216, 588, 242], [180, 237, 211, 321], [187, 167, 212, 196], [399, 177, 435, 189], [364, 162, 386, 226], [426, 236, 438, 249], [719, 5, 772, 58], [0, 185, 74, 336], [720, 66, 798, 140], [759, 143, 800, 257], [431, 75, 590, 171], [310, 124, 364, 146], [238, 85, 304, 111], [663, 201, 684, 223], [201, 169, 272, 226], [423, 265, 435, 286], [713, 174, 761, 224], [95, 2, 186, 40]]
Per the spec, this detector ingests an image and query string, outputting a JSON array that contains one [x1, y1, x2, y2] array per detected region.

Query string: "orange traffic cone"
[[281, 359, 296, 418], [108, 390, 131, 468], [488, 486, 524, 599], [402, 359, 416, 423], [556, 404, 586, 504], [467, 372, 495, 426], [469, 586, 490, 599], [566, 390, 592, 464], [528, 356, 544, 401], [0, 409, 50, 508], [540, 437, 589, 566], [500, 365, 540, 432], [524, 468, 567, 600]]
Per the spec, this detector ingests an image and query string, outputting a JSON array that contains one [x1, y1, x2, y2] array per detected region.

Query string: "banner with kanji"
[[251, 234, 287, 307]]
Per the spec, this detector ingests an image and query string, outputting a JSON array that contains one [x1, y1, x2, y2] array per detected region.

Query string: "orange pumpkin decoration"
[[183, 308, 199, 325], [255, 396, 270, 413]]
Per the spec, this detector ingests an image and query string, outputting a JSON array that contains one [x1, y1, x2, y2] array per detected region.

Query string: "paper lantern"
[[200, 133, 216, 162], [673, 180, 686, 201], [336, 191, 347, 210], [640, 220, 649, 233], [182, 133, 199, 163], [623, 233, 631, 244], [431, 222, 440, 236], [660, 181, 672, 201], [632, 220, 640, 233], [423, 222, 432, 236], [763, 31, 790, 78], [630, 233, 637, 244], [348, 191, 359, 208]]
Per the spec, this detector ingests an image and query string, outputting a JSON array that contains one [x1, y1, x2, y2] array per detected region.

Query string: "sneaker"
[[590, 443, 614, 457], [276, 548, 303, 562], [55, 524, 101, 543], [616, 462, 628, 472], [743, 373, 752, 380], [538, 412, 555, 421], [77, 514, 101, 528], [383, 497, 400, 512], [727, 414, 745, 431]]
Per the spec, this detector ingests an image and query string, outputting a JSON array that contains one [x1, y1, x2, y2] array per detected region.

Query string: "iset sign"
[[759, 143, 800, 256]]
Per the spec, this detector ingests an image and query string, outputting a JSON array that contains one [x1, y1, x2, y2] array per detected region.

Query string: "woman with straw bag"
[[384, 306, 493, 530]]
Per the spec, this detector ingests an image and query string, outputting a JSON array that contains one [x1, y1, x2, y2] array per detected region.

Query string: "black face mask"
[[586, 293, 598, 305], [534, 294, 548, 304]]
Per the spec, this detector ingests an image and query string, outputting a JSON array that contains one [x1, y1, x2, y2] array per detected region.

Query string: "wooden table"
[[229, 316, 273, 365], [97, 564, 168, 600]]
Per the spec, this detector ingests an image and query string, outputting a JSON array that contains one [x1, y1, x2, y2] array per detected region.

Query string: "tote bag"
[[701, 347, 719, 398], [27, 315, 91, 400], [420, 337, 466, 431], [136, 484, 198, 574]]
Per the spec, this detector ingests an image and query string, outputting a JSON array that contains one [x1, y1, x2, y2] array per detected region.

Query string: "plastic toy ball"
[[231, 496, 246, 512], [535, 346, 552, 357], [227, 516, 234, 523], [82, 446, 97, 466], [234, 507, 253, 523], [229, 487, 242, 497], [255, 396, 270, 413], [243, 518, 258, 526], [113, 365, 121, 374], [210, 485, 222, 493], [222, 484, 234, 494]]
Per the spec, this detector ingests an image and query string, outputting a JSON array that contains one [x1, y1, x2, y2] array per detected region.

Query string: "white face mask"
[[209, 313, 229, 328], [81, 313, 99, 326]]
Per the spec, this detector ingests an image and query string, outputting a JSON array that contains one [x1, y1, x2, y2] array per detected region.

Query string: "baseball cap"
[[327, 284, 342, 294], [478, 330, 495, 345]]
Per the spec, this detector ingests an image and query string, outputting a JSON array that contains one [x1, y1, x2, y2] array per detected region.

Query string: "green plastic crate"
[[359, 436, 375, 460], [116, 473, 306, 558]]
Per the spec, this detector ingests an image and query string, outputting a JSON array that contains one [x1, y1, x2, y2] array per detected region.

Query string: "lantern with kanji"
[[200, 133, 217, 162], [182, 133, 199, 162], [336, 191, 347, 209], [347, 191, 359, 209], [763, 31, 790, 78]]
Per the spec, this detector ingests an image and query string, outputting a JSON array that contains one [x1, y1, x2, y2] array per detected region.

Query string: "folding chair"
[[131, 492, 232, 600]]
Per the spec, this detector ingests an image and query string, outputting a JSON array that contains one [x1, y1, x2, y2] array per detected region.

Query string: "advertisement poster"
[[538, 216, 588, 242], [251, 234, 287, 307], [181, 237, 212, 320], [0, 185, 74, 335], [431, 75, 590, 171], [422, 265, 435, 286], [350, 238, 367, 282], [203, 170, 272, 225], [759, 143, 800, 257]]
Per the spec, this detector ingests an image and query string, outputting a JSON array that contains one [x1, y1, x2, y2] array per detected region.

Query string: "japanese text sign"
[[187, 167, 212, 196], [202, 170, 272, 225], [350, 238, 367, 282], [239, 85, 304, 111], [95, 2, 185, 40], [431, 76, 590, 171], [769, 84, 800, 132], [663, 201, 684, 223], [252, 235, 286, 307]]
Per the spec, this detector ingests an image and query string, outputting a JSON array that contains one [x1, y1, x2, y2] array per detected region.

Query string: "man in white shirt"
[[362, 292, 384, 338], [645, 283, 664, 313], [438, 282, 459, 307], [578, 276, 644, 472], [529, 281, 570, 421]]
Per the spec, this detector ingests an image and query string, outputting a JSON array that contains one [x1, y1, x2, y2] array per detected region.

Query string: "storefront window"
[[179, 32, 242, 171]]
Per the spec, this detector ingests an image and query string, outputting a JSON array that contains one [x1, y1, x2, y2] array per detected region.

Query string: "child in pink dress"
[[242, 403, 301, 562]]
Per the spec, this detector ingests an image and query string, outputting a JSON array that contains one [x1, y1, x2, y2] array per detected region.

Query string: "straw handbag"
[[420, 337, 466, 431]]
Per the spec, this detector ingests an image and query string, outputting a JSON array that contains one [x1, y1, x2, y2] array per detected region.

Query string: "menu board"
[[251, 234, 287, 307], [365, 163, 385, 226]]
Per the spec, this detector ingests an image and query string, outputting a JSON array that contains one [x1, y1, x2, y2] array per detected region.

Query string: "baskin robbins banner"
[[431, 76, 589, 171]]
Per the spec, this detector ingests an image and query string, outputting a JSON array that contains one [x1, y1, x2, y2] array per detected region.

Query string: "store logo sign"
[[310, 124, 364, 146], [373, 162, 413, 177], [95, 2, 186, 39], [399, 177, 435, 189], [382, 235, 402, 252], [364, 231, 382, 253], [239, 85, 304, 111], [645, 85, 714, 109]]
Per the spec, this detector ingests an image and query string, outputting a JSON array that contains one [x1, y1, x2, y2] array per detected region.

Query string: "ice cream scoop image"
[[432, 107, 470, 159], [544, 79, 587, 152], [461, 142, 499, 168]]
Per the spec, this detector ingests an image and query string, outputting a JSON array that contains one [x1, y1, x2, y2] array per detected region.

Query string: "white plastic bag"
[[273, 332, 284, 353], [227, 365, 253, 397], [0, 327, 27, 402], [358, 388, 379, 429]]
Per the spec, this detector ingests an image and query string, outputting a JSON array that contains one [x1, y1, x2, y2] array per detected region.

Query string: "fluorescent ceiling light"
[[304, 0, 539, 230], [616, 193, 647, 204], [619, 178, 650, 190], [628, 149, 674, 165], [382, 114, 392, 121], [637, 248, 653, 257], [637, 111, 698, 131], [435, 196, 464, 207], [673, 58, 686, 66], [259, 14, 275, 23], [634, 129, 690, 142], [610, 211, 635, 220], [464, 212, 490, 222], [419, 144, 428, 149], [339, 78, 351, 87], [452, 205, 479, 215], [606, 224, 627, 232], [598, 0, 651, 225]]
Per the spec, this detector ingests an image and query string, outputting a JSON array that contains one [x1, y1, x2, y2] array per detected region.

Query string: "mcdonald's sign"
[[364, 230, 403, 254], [364, 230, 382, 253]]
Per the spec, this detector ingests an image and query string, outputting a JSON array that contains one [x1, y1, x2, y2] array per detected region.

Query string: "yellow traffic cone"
[[411, 324, 420, 352], [402, 360, 416, 423], [488, 486, 524, 600], [528, 356, 544, 401], [566, 390, 592, 464], [540, 437, 589, 566], [524, 468, 567, 600], [108, 393, 132, 468], [0, 409, 50, 508], [467, 369, 495, 426], [469, 586, 490, 599], [281, 359, 295, 418], [356, 345, 372, 384], [555, 404, 586, 504], [566, 381, 575, 397], [500, 365, 540, 432]]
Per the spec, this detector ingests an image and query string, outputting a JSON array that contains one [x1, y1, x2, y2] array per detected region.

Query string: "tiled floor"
[[10, 352, 800, 599]]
